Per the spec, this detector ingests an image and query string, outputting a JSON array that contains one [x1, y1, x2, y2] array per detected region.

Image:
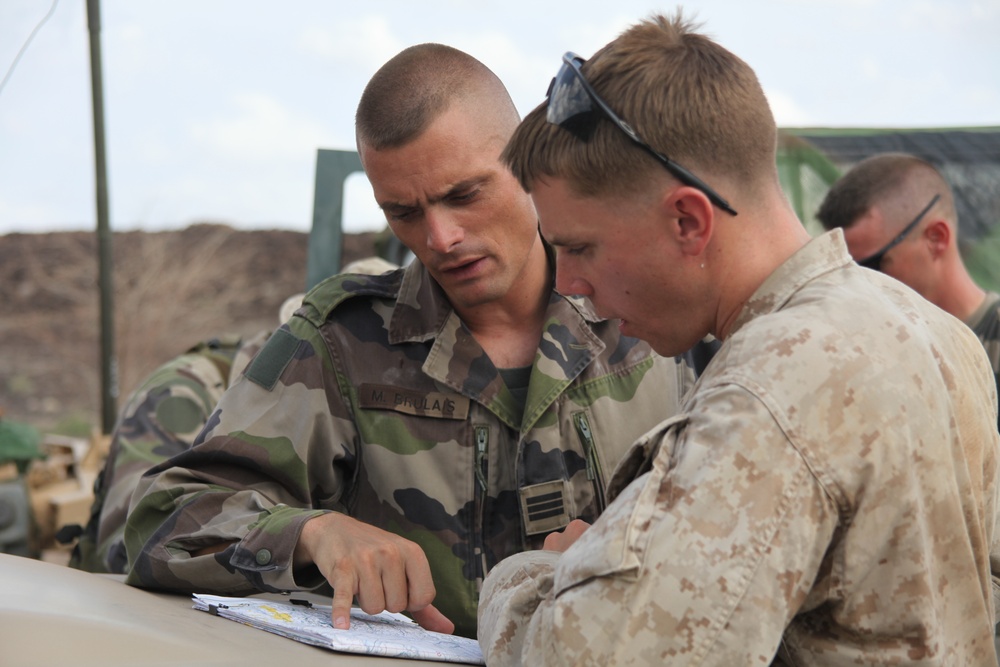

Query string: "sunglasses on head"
[[546, 52, 737, 217], [857, 194, 940, 271]]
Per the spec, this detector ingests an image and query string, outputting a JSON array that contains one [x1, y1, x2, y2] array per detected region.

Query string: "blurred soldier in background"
[[68, 308, 291, 573], [70, 258, 397, 573], [0, 409, 44, 557], [817, 153, 1000, 427]]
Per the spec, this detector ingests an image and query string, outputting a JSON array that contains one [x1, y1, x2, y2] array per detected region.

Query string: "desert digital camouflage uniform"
[[479, 230, 1000, 665], [124, 259, 694, 638], [71, 332, 269, 573]]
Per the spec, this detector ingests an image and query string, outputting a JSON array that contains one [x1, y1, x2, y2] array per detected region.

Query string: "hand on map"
[[295, 512, 455, 634]]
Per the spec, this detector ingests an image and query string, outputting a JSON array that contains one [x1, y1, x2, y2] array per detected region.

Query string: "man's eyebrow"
[[435, 175, 491, 203], [541, 233, 576, 248], [378, 200, 416, 213], [377, 175, 491, 212]]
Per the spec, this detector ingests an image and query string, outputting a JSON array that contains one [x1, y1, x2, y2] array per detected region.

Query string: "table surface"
[[0, 553, 465, 667]]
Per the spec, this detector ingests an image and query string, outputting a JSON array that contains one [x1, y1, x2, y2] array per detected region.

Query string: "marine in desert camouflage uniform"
[[478, 14, 1000, 665], [481, 233, 1000, 665], [124, 44, 697, 639]]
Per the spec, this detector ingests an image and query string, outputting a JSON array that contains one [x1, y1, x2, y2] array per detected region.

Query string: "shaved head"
[[817, 153, 958, 235], [356, 43, 520, 155]]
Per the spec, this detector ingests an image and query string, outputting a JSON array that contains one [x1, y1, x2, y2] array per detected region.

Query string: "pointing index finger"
[[330, 569, 358, 630]]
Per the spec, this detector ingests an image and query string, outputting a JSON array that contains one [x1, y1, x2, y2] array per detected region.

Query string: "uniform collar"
[[729, 229, 855, 338], [388, 260, 607, 430]]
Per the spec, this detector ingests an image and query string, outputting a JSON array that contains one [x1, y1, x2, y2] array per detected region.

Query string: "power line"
[[0, 0, 61, 97]]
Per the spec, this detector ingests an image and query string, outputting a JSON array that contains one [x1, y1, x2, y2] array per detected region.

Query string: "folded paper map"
[[192, 594, 484, 664]]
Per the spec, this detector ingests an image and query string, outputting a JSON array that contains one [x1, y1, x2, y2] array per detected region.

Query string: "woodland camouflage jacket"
[[124, 260, 694, 637]]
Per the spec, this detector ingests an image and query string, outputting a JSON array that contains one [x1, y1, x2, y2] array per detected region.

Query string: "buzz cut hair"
[[816, 153, 956, 232], [356, 43, 519, 153]]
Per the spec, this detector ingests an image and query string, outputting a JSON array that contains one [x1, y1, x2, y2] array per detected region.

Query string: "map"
[[192, 594, 484, 664]]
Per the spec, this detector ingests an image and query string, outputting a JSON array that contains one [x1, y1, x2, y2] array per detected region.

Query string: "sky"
[[0, 0, 998, 236]]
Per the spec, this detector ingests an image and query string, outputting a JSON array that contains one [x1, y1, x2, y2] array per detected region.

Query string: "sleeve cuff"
[[230, 505, 329, 592]]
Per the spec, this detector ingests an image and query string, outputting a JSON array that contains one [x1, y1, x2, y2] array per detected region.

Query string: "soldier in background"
[[817, 153, 1000, 427], [71, 259, 396, 574], [0, 408, 43, 557], [124, 44, 700, 638], [67, 332, 267, 573], [68, 305, 293, 573]]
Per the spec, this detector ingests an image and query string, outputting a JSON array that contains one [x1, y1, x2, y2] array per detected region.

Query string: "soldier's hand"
[[542, 519, 591, 553], [294, 512, 454, 634]]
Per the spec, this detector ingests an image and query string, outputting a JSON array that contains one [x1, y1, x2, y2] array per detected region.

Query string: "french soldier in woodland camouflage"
[[124, 44, 700, 639]]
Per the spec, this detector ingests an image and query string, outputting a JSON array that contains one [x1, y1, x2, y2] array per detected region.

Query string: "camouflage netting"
[[776, 127, 1000, 292]]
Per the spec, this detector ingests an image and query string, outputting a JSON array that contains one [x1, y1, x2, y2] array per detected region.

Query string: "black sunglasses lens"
[[547, 61, 599, 140]]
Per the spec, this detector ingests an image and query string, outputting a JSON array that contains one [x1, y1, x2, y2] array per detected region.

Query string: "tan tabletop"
[[0, 553, 464, 667]]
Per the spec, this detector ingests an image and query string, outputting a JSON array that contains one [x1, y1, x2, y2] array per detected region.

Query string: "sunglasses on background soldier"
[[857, 194, 941, 271]]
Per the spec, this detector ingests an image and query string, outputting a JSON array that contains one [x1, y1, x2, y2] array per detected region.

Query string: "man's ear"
[[924, 219, 951, 259], [664, 186, 713, 258]]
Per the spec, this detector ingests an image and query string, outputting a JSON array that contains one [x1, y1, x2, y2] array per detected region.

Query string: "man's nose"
[[425, 209, 464, 254], [555, 265, 592, 297]]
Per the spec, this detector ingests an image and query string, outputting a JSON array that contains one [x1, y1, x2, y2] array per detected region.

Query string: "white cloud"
[[343, 172, 387, 234], [859, 56, 881, 82], [0, 197, 68, 232], [191, 93, 338, 162], [297, 15, 403, 72], [764, 88, 814, 127], [131, 131, 174, 163], [118, 22, 144, 43]]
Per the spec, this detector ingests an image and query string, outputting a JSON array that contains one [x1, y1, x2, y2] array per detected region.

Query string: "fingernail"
[[334, 616, 349, 629]]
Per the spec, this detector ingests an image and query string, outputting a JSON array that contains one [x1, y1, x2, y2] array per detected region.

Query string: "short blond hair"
[[503, 12, 776, 198]]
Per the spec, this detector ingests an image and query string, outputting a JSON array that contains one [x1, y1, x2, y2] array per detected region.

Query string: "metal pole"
[[86, 0, 117, 433]]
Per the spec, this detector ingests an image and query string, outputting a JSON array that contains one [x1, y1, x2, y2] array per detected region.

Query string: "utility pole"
[[86, 0, 117, 433]]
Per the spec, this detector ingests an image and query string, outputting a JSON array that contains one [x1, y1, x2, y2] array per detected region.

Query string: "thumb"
[[410, 604, 455, 635]]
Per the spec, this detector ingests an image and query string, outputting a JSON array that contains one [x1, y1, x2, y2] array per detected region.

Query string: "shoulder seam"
[[300, 270, 403, 327]]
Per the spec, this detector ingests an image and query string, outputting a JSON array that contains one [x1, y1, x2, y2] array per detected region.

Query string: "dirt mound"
[[1, 224, 380, 433]]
